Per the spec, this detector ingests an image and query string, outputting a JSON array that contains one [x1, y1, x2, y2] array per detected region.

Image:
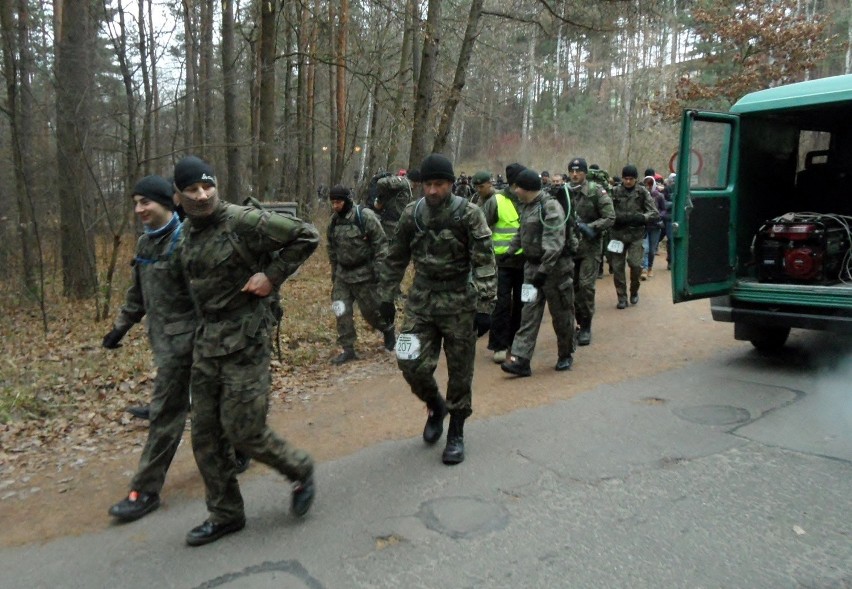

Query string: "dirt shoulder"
[[0, 267, 740, 547]]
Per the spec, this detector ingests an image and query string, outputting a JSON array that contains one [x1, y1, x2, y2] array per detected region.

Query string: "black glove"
[[379, 301, 396, 325], [530, 272, 547, 288], [576, 221, 597, 239], [630, 212, 647, 225], [614, 212, 630, 225], [102, 325, 129, 349], [473, 312, 491, 337]]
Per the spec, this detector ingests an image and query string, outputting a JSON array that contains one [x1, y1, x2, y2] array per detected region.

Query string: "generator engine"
[[754, 216, 850, 284]]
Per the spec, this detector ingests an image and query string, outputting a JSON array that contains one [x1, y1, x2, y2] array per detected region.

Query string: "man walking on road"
[[609, 165, 659, 309], [327, 184, 395, 364], [103, 175, 197, 523], [379, 153, 496, 465], [173, 155, 319, 546], [501, 168, 577, 377], [565, 157, 614, 346], [480, 164, 526, 363]]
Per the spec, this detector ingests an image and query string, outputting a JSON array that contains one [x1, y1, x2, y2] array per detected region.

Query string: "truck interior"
[[732, 105, 852, 284]]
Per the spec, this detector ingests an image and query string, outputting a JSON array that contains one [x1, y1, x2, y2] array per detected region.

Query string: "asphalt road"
[[3, 330, 851, 589]]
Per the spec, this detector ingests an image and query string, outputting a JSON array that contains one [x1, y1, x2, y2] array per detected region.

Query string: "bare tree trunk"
[[101, 1, 139, 319], [1, 0, 41, 302], [327, 1, 337, 185], [147, 0, 160, 164], [410, 0, 421, 104], [432, 0, 483, 154], [333, 0, 349, 184], [137, 0, 151, 174], [199, 0, 213, 153], [221, 0, 240, 202], [385, 0, 413, 170], [54, 0, 98, 300], [521, 31, 535, 145], [181, 0, 197, 150], [256, 0, 277, 200], [409, 0, 441, 167]]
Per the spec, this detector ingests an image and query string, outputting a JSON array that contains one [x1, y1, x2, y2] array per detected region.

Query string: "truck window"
[[690, 120, 732, 190]]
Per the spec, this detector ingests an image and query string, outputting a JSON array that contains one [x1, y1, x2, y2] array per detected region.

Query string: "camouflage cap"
[[471, 171, 492, 186]]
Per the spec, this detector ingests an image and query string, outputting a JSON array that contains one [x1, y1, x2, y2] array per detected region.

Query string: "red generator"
[[754, 216, 850, 284]]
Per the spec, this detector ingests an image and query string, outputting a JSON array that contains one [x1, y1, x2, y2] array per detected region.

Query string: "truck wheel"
[[749, 327, 791, 352]]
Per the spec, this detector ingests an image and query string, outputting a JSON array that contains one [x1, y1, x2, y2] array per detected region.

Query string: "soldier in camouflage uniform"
[[103, 175, 196, 523], [501, 169, 578, 377], [172, 156, 319, 547], [470, 170, 495, 206], [327, 184, 395, 365], [379, 153, 496, 466], [565, 158, 615, 346], [609, 165, 660, 309]]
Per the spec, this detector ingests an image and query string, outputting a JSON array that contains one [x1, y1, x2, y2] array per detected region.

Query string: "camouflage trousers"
[[511, 262, 576, 361], [333, 278, 392, 349], [573, 252, 602, 328], [397, 309, 476, 418], [611, 238, 644, 300], [191, 339, 313, 524], [130, 354, 191, 495]]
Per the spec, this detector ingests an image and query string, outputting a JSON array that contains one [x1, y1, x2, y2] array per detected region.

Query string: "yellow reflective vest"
[[493, 193, 522, 255]]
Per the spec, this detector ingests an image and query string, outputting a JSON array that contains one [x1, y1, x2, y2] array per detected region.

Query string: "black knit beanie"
[[568, 158, 588, 173], [132, 175, 175, 210], [505, 163, 526, 186], [515, 168, 542, 191], [328, 184, 351, 201], [173, 156, 217, 191], [407, 169, 422, 182], [622, 165, 639, 179], [419, 154, 455, 182]]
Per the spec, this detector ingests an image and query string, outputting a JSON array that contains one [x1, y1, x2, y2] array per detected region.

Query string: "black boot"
[[442, 414, 465, 465], [331, 347, 358, 365], [423, 396, 448, 445], [500, 355, 531, 377], [577, 322, 592, 346]]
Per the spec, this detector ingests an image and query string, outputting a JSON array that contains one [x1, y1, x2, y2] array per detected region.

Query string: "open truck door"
[[671, 110, 740, 303]]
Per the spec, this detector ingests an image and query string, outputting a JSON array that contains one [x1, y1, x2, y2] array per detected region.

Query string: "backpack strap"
[[413, 194, 466, 232], [225, 206, 263, 273]]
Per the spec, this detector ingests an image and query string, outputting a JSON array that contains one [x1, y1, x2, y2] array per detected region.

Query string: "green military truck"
[[671, 74, 852, 350]]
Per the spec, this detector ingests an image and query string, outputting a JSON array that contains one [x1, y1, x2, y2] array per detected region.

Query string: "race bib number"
[[521, 283, 538, 303], [395, 333, 422, 360], [607, 239, 625, 254], [331, 300, 347, 317]]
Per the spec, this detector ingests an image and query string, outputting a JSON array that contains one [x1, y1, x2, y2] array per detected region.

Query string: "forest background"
[[0, 0, 849, 450]]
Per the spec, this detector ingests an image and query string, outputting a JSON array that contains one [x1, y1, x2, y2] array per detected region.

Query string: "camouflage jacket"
[[609, 184, 660, 243], [380, 194, 497, 315], [568, 180, 615, 257], [376, 176, 415, 230], [176, 201, 319, 358], [506, 191, 573, 280], [327, 204, 388, 284], [114, 214, 196, 361]]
